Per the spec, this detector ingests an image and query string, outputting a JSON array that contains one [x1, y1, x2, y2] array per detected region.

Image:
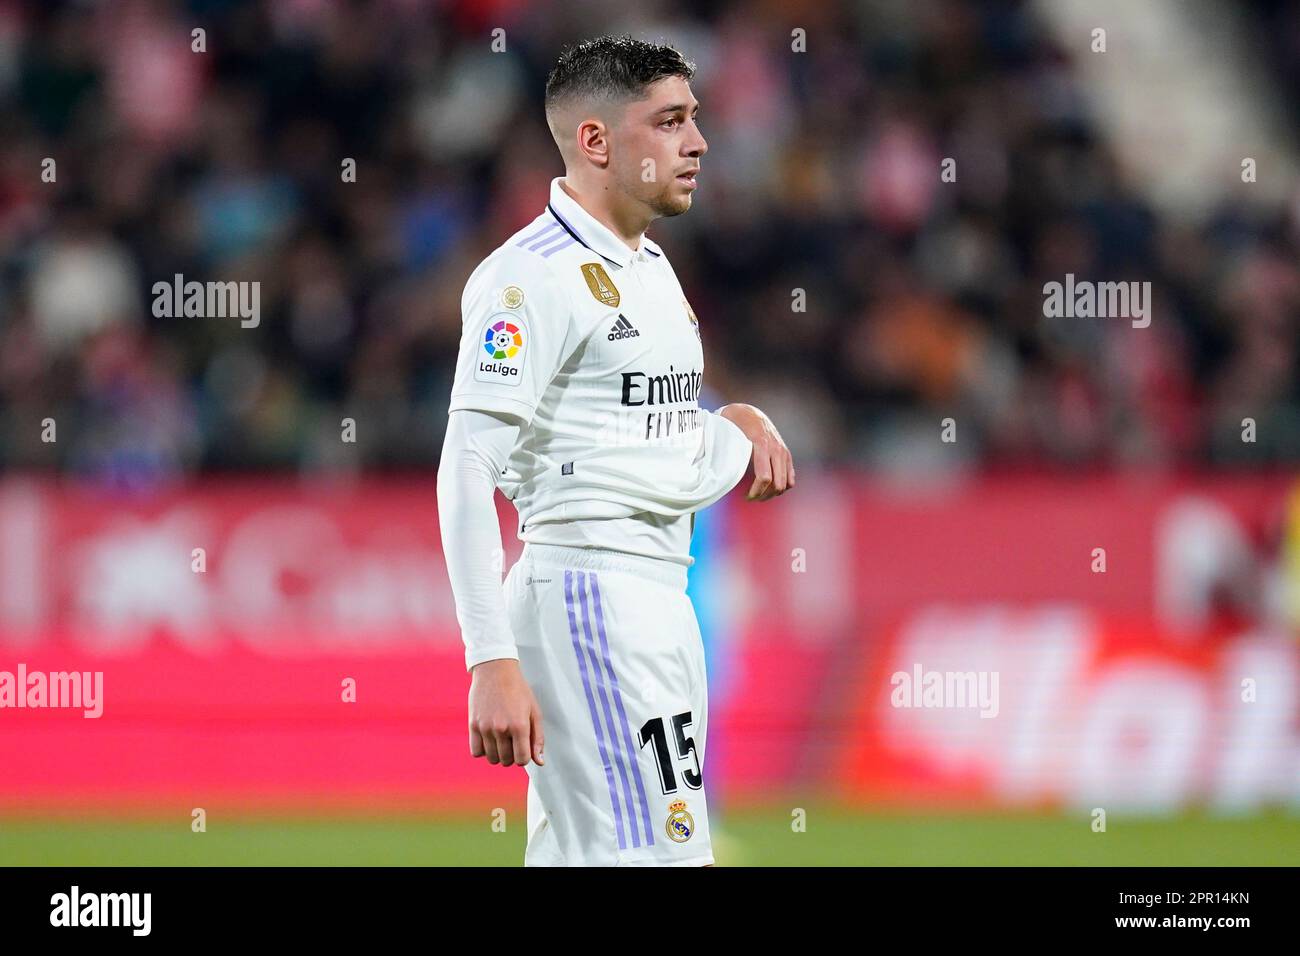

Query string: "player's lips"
[[676, 168, 699, 189]]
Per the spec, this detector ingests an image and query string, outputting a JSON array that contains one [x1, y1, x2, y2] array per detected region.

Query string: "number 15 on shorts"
[[639, 711, 702, 793]]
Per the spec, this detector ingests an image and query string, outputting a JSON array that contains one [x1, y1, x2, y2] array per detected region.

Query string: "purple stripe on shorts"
[[576, 571, 642, 848], [517, 220, 559, 248], [538, 236, 575, 257], [589, 572, 656, 846], [564, 569, 627, 850]]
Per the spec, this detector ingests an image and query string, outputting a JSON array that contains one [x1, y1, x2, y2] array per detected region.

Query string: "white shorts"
[[504, 542, 713, 867]]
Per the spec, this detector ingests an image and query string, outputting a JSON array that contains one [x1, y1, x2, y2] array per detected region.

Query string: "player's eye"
[[660, 117, 680, 129]]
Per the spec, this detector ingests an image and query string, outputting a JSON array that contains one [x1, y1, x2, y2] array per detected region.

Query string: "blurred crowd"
[[1, 0, 1298, 488]]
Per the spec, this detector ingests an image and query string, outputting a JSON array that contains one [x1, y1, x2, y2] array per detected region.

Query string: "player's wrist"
[[468, 655, 521, 675], [717, 403, 764, 438]]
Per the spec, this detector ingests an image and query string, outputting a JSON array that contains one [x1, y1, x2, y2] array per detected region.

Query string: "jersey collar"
[[547, 177, 646, 270]]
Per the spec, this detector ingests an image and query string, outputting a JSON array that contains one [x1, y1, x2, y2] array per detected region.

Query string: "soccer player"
[[438, 35, 794, 866]]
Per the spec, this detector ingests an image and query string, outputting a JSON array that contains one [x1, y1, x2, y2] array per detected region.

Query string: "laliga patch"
[[665, 800, 694, 843], [476, 312, 526, 386], [581, 262, 620, 307]]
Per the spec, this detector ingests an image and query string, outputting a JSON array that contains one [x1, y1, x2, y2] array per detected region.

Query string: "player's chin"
[[665, 191, 696, 214], [657, 188, 694, 216]]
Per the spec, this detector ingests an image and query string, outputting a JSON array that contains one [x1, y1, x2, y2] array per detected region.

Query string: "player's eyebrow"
[[654, 102, 700, 116]]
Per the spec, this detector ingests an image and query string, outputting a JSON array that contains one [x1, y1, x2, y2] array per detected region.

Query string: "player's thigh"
[[573, 567, 713, 863], [513, 563, 712, 863], [508, 563, 626, 864]]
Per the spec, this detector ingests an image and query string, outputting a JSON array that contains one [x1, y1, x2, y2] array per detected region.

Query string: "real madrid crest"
[[581, 263, 620, 308], [665, 800, 694, 843], [500, 285, 524, 309], [683, 298, 700, 339]]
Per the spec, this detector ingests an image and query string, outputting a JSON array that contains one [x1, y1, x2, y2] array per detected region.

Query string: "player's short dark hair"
[[545, 35, 696, 121]]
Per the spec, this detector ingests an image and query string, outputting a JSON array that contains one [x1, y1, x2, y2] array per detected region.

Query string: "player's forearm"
[[437, 410, 523, 671]]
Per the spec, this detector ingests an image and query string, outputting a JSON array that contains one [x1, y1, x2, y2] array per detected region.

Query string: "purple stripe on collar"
[[538, 236, 575, 257], [517, 220, 559, 248]]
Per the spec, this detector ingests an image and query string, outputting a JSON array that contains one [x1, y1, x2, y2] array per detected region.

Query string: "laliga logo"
[[480, 319, 524, 379], [483, 320, 523, 360], [665, 800, 694, 843]]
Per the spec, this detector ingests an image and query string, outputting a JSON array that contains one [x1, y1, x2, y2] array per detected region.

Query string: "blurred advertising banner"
[[0, 474, 1297, 811], [828, 608, 1298, 813]]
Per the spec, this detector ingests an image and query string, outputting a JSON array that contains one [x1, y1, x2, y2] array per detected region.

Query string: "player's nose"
[[686, 126, 707, 159]]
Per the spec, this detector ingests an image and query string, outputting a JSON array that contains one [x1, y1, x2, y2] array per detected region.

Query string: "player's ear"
[[577, 118, 611, 168]]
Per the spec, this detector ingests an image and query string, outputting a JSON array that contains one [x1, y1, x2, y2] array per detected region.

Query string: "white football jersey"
[[448, 177, 751, 566]]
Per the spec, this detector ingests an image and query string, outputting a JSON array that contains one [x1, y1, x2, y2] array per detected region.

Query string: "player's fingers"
[[765, 467, 784, 499], [773, 447, 794, 495], [767, 448, 789, 496], [748, 447, 773, 499], [469, 724, 486, 758], [531, 705, 545, 766], [511, 721, 531, 767], [480, 726, 501, 764], [759, 447, 785, 500], [493, 725, 515, 766]]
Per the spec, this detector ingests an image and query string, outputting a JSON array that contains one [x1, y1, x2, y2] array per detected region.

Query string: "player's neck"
[[559, 176, 648, 255]]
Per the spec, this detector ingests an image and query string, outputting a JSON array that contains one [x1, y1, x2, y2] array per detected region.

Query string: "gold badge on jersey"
[[581, 263, 620, 308], [500, 285, 524, 309], [665, 800, 695, 843]]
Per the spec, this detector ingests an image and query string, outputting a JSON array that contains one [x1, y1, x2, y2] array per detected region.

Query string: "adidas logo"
[[607, 314, 640, 341]]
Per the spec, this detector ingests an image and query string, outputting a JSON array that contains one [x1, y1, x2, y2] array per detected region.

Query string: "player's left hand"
[[718, 403, 795, 501]]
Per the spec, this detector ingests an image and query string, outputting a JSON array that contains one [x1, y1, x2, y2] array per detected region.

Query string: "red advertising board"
[[0, 474, 1297, 811]]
